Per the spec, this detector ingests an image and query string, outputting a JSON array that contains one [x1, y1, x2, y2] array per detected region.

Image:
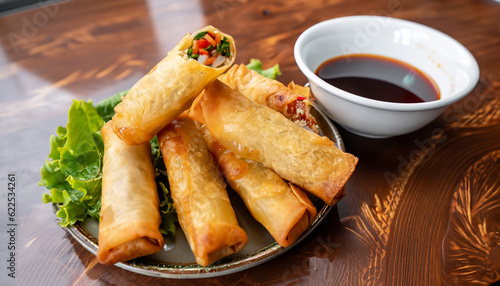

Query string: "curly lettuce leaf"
[[40, 99, 104, 227], [40, 159, 71, 192], [150, 136, 178, 236], [59, 100, 104, 181], [95, 90, 128, 122], [48, 126, 67, 160], [246, 58, 281, 79]]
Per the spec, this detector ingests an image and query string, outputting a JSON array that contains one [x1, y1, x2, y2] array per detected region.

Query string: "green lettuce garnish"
[[40, 99, 104, 226], [246, 58, 281, 79], [94, 90, 129, 121], [40, 91, 177, 236], [150, 136, 177, 236]]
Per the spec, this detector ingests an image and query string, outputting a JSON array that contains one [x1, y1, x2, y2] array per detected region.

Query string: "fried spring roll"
[[190, 80, 358, 206], [200, 125, 317, 247], [112, 25, 236, 145], [97, 122, 164, 265], [219, 64, 318, 133], [158, 115, 247, 266]]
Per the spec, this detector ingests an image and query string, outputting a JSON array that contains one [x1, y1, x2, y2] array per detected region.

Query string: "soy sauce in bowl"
[[315, 54, 440, 103]]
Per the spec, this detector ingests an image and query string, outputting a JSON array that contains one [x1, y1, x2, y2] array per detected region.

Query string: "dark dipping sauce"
[[315, 54, 440, 103]]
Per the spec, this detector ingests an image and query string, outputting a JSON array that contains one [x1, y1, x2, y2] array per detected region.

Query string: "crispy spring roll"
[[219, 64, 318, 133], [111, 25, 236, 145], [97, 122, 164, 265], [190, 80, 358, 206], [158, 114, 247, 266], [200, 125, 317, 247]]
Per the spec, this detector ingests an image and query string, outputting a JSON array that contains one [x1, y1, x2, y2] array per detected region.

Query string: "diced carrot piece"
[[214, 31, 221, 44], [204, 34, 217, 46], [192, 41, 199, 54], [196, 39, 211, 49]]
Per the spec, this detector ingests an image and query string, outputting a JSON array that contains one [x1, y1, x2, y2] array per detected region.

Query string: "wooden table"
[[1, 0, 499, 285]]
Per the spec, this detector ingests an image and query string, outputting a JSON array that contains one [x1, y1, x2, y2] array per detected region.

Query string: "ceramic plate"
[[58, 105, 345, 278]]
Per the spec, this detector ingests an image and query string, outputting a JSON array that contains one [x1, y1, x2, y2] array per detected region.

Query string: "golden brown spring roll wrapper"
[[190, 80, 358, 206], [157, 114, 248, 266], [97, 122, 164, 265], [219, 64, 318, 133], [201, 127, 317, 247], [111, 25, 236, 145]]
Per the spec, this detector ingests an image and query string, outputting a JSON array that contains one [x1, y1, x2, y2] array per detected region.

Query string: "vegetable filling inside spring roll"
[[219, 64, 319, 133], [111, 25, 236, 146]]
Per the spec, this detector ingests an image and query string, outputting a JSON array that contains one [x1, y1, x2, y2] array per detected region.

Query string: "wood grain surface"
[[0, 0, 499, 285]]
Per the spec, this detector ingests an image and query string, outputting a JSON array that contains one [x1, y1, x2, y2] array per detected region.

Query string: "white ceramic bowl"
[[294, 16, 479, 138]]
